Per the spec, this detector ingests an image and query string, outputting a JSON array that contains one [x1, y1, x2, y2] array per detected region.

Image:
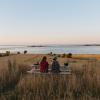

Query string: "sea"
[[0, 45, 100, 54]]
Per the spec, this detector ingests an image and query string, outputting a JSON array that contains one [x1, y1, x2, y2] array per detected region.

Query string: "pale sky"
[[0, 0, 100, 45]]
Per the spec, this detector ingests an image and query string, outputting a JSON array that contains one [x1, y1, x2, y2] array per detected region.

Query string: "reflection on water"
[[0, 45, 100, 54]]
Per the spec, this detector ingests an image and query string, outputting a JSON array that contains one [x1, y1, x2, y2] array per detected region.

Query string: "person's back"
[[51, 57, 60, 73], [40, 56, 49, 73]]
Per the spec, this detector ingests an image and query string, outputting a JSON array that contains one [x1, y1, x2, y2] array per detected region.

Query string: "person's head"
[[53, 57, 57, 61], [41, 56, 47, 62]]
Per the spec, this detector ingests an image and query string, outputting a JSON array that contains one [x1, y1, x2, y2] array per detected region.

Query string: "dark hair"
[[41, 56, 47, 62], [53, 57, 57, 60]]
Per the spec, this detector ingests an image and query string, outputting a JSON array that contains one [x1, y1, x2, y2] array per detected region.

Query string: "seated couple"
[[27, 56, 60, 73], [40, 56, 60, 73]]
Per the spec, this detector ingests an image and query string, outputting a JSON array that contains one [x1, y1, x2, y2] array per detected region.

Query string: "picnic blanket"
[[27, 65, 72, 75]]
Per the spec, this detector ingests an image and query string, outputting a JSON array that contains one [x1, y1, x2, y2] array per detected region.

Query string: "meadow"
[[0, 54, 100, 100]]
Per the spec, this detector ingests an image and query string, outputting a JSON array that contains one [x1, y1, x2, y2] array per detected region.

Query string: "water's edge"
[[0, 45, 100, 54]]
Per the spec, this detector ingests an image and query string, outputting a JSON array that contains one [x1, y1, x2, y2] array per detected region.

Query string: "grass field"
[[0, 54, 100, 100]]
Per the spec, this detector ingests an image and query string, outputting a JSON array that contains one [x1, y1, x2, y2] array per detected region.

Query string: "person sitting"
[[51, 57, 60, 73], [40, 56, 49, 73]]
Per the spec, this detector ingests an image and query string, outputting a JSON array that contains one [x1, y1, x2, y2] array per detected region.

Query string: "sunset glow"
[[0, 0, 100, 45]]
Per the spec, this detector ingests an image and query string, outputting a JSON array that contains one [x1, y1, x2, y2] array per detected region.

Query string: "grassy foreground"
[[0, 54, 100, 100]]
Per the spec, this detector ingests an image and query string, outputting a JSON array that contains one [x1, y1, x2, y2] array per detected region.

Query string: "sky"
[[0, 0, 100, 45]]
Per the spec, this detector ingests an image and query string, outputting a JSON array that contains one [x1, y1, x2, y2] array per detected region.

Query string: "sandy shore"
[[0, 54, 100, 70]]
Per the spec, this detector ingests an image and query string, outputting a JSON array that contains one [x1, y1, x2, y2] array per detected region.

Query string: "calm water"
[[0, 45, 100, 54]]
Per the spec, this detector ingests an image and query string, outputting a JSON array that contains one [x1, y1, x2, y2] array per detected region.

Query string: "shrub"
[[64, 62, 69, 66], [24, 50, 27, 54], [67, 53, 72, 58], [6, 51, 10, 56], [57, 54, 61, 57], [0, 53, 3, 57], [17, 52, 21, 54], [62, 53, 66, 58], [50, 52, 53, 55], [48, 52, 53, 56], [53, 54, 56, 56]]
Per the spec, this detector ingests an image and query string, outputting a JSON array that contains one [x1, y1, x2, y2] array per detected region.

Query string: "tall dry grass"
[[0, 60, 100, 100]]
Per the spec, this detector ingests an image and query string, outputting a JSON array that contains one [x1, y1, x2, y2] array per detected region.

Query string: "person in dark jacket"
[[51, 57, 60, 73], [40, 56, 49, 73]]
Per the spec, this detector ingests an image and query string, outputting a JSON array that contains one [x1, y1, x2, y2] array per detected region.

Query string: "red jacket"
[[40, 61, 49, 73]]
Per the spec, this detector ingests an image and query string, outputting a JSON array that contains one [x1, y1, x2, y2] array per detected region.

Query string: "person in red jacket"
[[40, 56, 49, 73]]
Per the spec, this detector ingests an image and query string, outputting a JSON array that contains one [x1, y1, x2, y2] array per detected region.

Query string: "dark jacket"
[[51, 60, 60, 73]]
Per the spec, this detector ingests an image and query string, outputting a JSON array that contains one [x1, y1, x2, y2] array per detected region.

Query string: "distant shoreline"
[[27, 45, 51, 47], [81, 44, 100, 46], [0, 44, 100, 47]]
